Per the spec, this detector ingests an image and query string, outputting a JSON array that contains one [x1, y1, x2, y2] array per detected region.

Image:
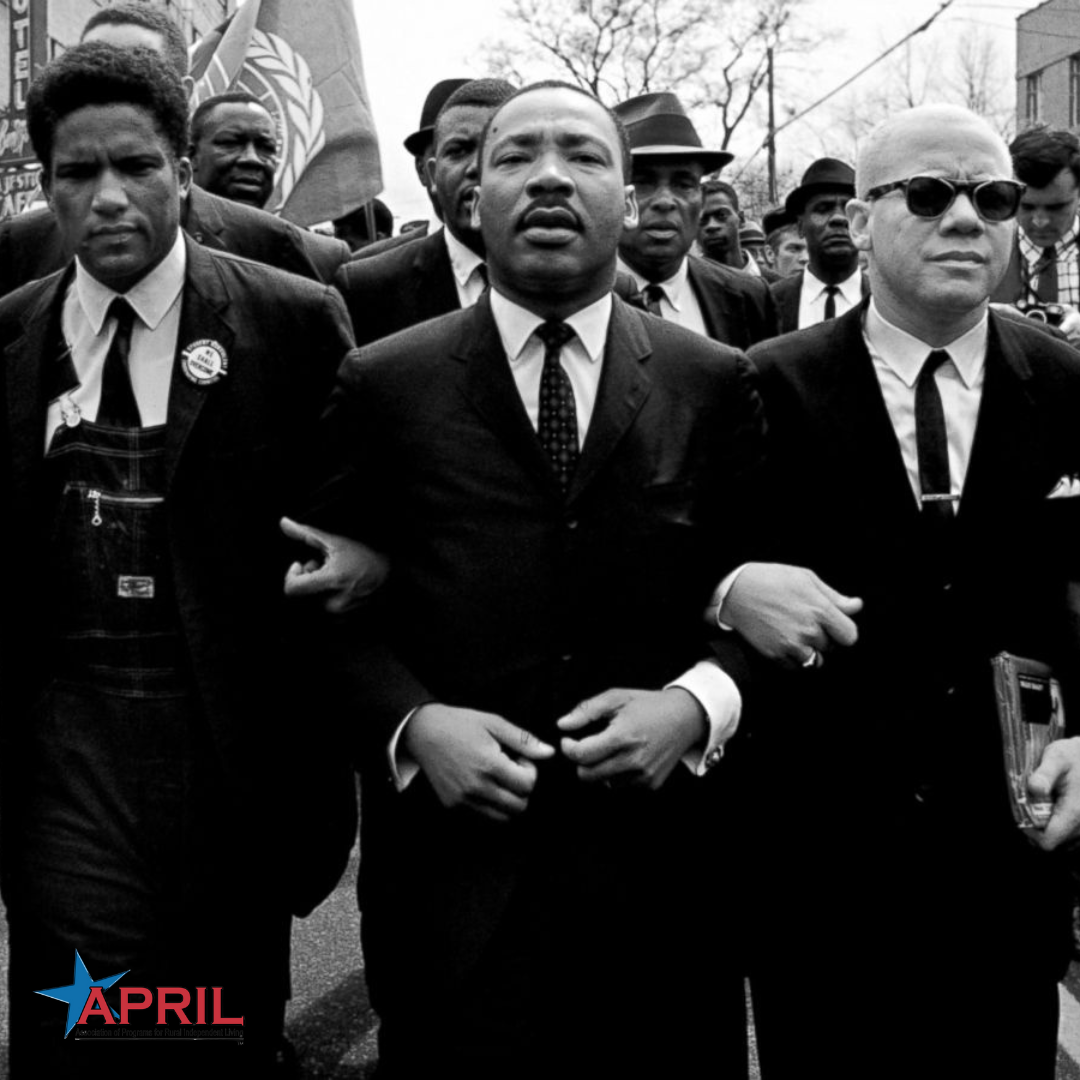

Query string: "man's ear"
[[847, 198, 872, 253], [176, 156, 193, 200], [425, 156, 437, 193], [470, 186, 482, 231], [623, 185, 639, 230], [40, 168, 52, 208]]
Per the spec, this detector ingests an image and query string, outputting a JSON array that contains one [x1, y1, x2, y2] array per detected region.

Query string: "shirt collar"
[[490, 287, 612, 365], [805, 264, 862, 305], [865, 298, 987, 390], [443, 226, 485, 287], [76, 231, 186, 334], [617, 255, 691, 311], [1020, 217, 1079, 261]]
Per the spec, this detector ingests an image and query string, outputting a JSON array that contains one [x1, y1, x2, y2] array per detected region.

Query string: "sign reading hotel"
[[0, 0, 47, 220]]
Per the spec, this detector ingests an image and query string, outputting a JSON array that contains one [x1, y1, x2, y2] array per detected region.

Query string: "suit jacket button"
[[192, 230, 204, 242], [566, 519, 579, 530], [704, 748, 723, 769]]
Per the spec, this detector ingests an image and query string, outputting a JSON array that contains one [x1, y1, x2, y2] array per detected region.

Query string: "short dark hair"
[[477, 79, 633, 179], [28, 41, 189, 175], [190, 90, 275, 149], [1010, 125, 1080, 190], [432, 78, 517, 150], [701, 178, 739, 210], [81, 2, 189, 81]]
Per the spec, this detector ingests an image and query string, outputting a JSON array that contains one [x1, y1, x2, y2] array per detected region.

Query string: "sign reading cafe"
[[0, 0, 47, 220]]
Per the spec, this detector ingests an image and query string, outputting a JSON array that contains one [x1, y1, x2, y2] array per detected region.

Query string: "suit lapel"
[[686, 257, 733, 343], [5, 270, 70, 506], [416, 230, 463, 321], [959, 314, 1051, 520], [568, 298, 651, 502], [455, 295, 559, 495], [164, 238, 236, 488], [808, 306, 921, 530]]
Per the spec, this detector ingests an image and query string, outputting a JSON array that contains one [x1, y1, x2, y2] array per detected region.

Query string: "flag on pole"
[[189, 0, 382, 226]]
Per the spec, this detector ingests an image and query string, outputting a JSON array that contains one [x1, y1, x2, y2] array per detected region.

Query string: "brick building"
[[1016, 0, 1080, 131]]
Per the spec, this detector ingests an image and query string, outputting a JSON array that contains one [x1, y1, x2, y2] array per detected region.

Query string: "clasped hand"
[[405, 688, 706, 822]]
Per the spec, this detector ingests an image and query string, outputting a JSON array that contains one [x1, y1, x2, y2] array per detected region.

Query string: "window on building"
[[1026, 72, 1042, 124], [1071, 56, 1080, 129]]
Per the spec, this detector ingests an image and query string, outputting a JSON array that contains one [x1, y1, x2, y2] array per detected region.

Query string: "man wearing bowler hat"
[[770, 157, 867, 333], [351, 77, 471, 260], [334, 79, 516, 345], [615, 92, 776, 349]]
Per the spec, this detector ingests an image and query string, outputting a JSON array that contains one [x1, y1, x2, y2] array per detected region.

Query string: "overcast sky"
[[352, 0, 1034, 227]]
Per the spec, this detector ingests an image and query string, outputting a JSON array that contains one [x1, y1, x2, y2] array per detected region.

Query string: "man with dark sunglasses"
[[992, 125, 1080, 345], [713, 104, 1080, 1078]]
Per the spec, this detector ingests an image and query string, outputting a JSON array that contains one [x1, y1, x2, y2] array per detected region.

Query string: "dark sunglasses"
[[866, 175, 1025, 222]]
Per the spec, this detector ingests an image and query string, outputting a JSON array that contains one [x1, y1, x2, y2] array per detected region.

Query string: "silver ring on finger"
[[801, 648, 823, 670]]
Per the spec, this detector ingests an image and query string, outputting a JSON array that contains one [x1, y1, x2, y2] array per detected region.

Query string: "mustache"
[[517, 200, 582, 231]]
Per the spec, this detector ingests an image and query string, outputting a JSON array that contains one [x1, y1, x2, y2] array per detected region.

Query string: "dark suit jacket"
[[742, 306, 1080, 1066], [307, 293, 764, 1023], [334, 227, 459, 347], [0, 237, 358, 916], [683, 254, 778, 347], [769, 267, 870, 333], [0, 186, 347, 297]]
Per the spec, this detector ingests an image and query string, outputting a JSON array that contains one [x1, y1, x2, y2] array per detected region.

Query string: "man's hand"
[[280, 517, 390, 614], [1027, 737, 1080, 850], [403, 704, 555, 822], [1057, 306, 1080, 347], [717, 563, 863, 669], [558, 688, 706, 789]]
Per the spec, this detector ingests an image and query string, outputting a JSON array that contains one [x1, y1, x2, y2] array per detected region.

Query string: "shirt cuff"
[[708, 564, 750, 631], [387, 707, 423, 791], [666, 660, 742, 776]]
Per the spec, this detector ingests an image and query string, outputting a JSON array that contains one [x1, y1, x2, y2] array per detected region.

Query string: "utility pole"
[[766, 47, 777, 204]]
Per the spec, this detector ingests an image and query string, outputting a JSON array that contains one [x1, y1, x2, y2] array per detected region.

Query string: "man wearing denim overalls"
[[0, 43, 357, 1078]]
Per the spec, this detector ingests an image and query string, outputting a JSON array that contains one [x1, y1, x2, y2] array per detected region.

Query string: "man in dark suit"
[[0, 2, 350, 295], [1, 43, 357, 1077], [307, 80, 765, 1079], [334, 78, 515, 346], [613, 92, 776, 348], [769, 157, 867, 333], [717, 104, 1080, 1079]]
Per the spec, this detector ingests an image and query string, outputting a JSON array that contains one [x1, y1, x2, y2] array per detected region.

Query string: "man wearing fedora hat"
[[770, 157, 867, 333], [335, 79, 516, 346], [614, 92, 776, 349]]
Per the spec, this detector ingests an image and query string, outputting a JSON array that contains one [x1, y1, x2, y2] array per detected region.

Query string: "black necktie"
[[535, 321, 579, 494], [98, 297, 141, 428], [915, 349, 954, 524], [1036, 245, 1058, 304], [642, 284, 665, 318], [475, 263, 489, 290], [823, 285, 839, 320]]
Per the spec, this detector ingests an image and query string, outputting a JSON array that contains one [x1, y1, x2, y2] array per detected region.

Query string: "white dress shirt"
[[864, 299, 986, 507], [47, 234, 186, 450], [444, 227, 488, 309], [389, 286, 742, 787], [797, 265, 862, 328], [617, 255, 708, 337]]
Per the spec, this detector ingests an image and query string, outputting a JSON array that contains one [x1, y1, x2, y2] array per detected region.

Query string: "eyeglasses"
[[865, 176, 1025, 222]]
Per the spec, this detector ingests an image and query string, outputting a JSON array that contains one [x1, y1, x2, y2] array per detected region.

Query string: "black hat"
[[784, 158, 855, 217], [403, 78, 471, 156], [762, 205, 793, 236], [614, 92, 733, 172], [739, 221, 766, 245]]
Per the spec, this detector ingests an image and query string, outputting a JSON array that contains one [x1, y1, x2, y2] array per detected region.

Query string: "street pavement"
[[4, 847, 1080, 1077]]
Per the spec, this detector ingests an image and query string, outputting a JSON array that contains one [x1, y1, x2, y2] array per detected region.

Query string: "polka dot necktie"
[[535, 320, 579, 494]]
